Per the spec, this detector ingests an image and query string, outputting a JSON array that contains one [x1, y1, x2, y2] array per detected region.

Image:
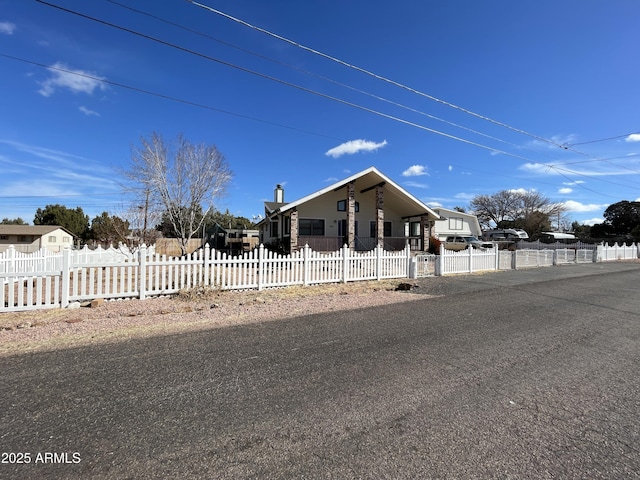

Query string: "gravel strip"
[[0, 280, 428, 356]]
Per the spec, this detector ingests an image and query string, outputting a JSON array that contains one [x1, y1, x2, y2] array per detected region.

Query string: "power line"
[[32, 1, 539, 162], [186, 0, 571, 151], [567, 132, 640, 147], [187, 0, 640, 173], [105, 0, 547, 159], [20, 2, 640, 199]]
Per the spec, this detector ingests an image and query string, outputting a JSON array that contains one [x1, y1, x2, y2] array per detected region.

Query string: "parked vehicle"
[[482, 228, 529, 241], [443, 235, 493, 251]]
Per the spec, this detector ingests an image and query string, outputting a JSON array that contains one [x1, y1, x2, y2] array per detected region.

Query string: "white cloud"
[[581, 217, 604, 226], [558, 187, 573, 194], [0, 22, 16, 34], [325, 139, 387, 158], [454, 192, 474, 201], [404, 181, 428, 189], [402, 165, 428, 177], [520, 161, 637, 177], [625, 133, 640, 142], [509, 188, 533, 195], [38, 62, 107, 97], [79, 106, 100, 117], [527, 133, 578, 150], [561, 200, 608, 213], [448, 165, 453, 172]]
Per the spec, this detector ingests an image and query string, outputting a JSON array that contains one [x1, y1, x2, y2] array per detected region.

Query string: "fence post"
[[468, 246, 473, 273], [203, 243, 210, 286], [552, 250, 558, 266], [7, 245, 15, 274], [258, 244, 265, 291], [138, 244, 147, 300], [404, 245, 411, 279], [376, 245, 382, 281], [511, 250, 517, 270], [435, 244, 444, 276], [303, 244, 310, 286], [342, 244, 349, 283], [494, 247, 500, 271], [61, 247, 70, 308]]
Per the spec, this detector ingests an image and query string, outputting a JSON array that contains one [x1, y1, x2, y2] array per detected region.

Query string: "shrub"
[[428, 236, 441, 254]]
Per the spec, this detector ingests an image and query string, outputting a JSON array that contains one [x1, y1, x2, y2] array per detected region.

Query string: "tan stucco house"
[[257, 167, 440, 252], [0, 225, 76, 253]]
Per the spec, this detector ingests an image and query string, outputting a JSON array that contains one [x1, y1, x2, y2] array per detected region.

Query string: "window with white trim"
[[299, 219, 325, 236], [448, 217, 464, 230]]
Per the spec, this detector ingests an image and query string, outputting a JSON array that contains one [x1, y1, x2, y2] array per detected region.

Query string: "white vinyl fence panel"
[[2, 242, 638, 313]]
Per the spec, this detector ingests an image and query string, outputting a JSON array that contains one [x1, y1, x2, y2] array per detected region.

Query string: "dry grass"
[[0, 279, 425, 356]]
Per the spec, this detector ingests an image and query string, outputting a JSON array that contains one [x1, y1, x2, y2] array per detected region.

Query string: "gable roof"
[[0, 225, 76, 237], [268, 166, 440, 220]]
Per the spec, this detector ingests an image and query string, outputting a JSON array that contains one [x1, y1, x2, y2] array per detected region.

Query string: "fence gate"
[[413, 254, 436, 277]]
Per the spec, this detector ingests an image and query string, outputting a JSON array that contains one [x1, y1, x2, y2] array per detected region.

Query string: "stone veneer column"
[[289, 209, 299, 252], [347, 182, 356, 249], [376, 185, 384, 248], [420, 215, 431, 252]]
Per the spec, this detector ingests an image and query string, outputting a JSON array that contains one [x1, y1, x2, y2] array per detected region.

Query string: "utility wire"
[[33, 0, 538, 163], [105, 0, 544, 158], [567, 132, 640, 146], [7, 51, 625, 201], [25, 2, 640, 198], [187, 0, 640, 171], [186, 0, 571, 151]]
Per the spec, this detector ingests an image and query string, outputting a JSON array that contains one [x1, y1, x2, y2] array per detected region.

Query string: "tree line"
[[469, 190, 640, 241], [1, 206, 254, 248]]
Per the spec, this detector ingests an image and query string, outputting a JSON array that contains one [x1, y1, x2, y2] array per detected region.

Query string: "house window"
[[270, 221, 279, 237], [369, 221, 392, 237], [0, 235, 7, 240], [18, 235, 30, 242], [337, 200, 359, 212], [299, 219, 325, 236], [49, 236, 57, 242], [410, 221, 421, 236], [63, 237, 70, 243], [449, 217, 463, 230]]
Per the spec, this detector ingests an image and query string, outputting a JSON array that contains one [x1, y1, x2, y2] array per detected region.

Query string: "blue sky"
[[1, 0, 639, 228]]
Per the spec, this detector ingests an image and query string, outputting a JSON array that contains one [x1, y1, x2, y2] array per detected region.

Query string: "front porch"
[[299, 236, 425, 252]]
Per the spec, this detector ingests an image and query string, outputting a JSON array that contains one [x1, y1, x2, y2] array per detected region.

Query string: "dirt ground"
[[0, 279, 428, 356]]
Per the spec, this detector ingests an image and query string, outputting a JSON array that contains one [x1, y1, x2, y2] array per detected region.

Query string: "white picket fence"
[[429, 242, 638, 275], [1, 244, 411, 312], [1, 242, 638, 313]]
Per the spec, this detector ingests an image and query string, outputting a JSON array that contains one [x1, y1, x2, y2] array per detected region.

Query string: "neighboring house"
[[0, 225, 76, 253], [225, 228, 260, 254], [257, 167, 440, 252], [432, 207, 484, 240]]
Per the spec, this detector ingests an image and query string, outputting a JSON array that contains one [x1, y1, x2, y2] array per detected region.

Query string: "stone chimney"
[[274, 184, 284, 203]]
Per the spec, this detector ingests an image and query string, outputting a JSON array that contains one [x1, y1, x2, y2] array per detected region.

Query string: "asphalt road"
[[1, 262, 640, 479]]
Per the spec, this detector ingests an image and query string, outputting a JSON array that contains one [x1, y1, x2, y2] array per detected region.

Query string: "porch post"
[[290, 209, 299, 252], [420, 215, 430, 252], [376, 184, 384, 249], [347, 181, 356, 249]]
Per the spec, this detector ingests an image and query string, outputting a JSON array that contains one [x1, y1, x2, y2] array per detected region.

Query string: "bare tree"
[[470, 189, 564, 235], [470, 190, 522, 228], [124, 132, 231, 255]]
